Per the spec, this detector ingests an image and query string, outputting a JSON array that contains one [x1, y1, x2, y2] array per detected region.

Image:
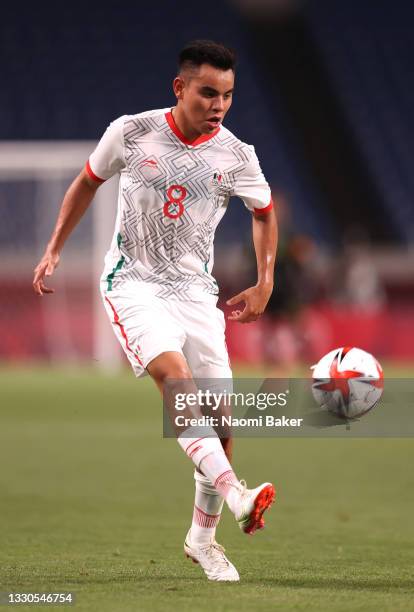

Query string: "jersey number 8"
[[163, 184, 187, 219]]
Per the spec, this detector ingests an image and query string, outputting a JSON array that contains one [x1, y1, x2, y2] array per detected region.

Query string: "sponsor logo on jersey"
[[140, 158, 158, 169], [137, 157, 163, 183]]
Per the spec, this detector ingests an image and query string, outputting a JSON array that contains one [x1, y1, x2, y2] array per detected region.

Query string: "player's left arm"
[[227, 146, 277, 323], [227, 207, 277, 323]]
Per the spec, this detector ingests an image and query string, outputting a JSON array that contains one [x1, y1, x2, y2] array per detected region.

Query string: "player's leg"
[[148, 346, 274, 531], [188, 405, 231, 548], [180, 300, 275, 536], [147, 350, 238, 486], [148, 350, 240, 580]]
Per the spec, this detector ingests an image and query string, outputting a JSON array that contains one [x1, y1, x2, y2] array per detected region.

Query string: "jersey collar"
[[165, 110, 220, 147]]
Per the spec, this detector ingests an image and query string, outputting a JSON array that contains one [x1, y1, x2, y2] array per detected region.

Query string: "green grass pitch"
[[1, 366, 414, 611]]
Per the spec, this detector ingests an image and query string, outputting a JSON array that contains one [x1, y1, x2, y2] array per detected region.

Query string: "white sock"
[[190, 470, 224, 545], [177, 427, 239, 513]]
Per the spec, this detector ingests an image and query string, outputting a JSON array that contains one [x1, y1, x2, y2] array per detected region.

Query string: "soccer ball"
[[311, 347, 384, 419]]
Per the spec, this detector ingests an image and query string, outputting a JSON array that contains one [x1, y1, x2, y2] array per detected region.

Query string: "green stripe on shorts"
[[106, 232, 125, 291]]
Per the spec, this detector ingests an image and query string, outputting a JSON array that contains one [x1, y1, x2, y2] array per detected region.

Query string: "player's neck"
[[171, 106, 201, 142]]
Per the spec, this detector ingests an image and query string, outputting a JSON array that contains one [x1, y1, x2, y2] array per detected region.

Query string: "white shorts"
[[101, 283, 232, 379]]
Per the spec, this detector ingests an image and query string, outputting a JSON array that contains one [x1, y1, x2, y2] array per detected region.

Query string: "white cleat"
[[232, 480, 276, 535], [184, 530, 240, 582]]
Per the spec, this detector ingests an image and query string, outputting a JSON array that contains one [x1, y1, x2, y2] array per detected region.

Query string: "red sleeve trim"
[[253, 199, 273, 215], [85, 160, 105, 183]]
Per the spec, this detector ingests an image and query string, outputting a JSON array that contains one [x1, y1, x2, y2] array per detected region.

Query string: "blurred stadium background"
[[2, 2, 414, 609], [1, 0, 413, 372]]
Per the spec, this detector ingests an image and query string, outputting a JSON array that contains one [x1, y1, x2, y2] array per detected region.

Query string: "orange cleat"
[[233, 480, 276, 534]]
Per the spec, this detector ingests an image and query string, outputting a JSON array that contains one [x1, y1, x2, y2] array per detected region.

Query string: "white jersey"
[[87, 107, 273, 302]]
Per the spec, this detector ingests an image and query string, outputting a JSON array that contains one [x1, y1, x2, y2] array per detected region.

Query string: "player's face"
[[175, 64, 234, 135]]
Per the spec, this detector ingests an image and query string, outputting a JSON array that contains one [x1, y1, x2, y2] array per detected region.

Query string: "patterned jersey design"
[[88, 108, 272, 301]]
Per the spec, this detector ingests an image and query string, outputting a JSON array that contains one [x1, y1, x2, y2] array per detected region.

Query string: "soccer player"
[[33, 40, 278, 582]]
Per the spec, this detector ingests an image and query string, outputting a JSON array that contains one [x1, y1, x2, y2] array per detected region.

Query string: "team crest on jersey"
[[212, 171, 223, 187]]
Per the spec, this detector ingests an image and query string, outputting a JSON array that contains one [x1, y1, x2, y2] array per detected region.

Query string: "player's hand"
[[33, 250, 60, 296], [226, 282, 273, 323]]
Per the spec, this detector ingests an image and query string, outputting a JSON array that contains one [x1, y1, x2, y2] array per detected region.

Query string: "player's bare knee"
[[147, 353, 192, 387], [158, 365, 192, 385]]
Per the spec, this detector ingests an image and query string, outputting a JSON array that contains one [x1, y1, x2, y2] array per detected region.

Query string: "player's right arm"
[[32, 169, 101, 295], [33, 116, 127, 296]]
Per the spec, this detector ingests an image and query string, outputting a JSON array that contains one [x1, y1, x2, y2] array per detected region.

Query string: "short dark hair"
[[179, 40, 236, 73]]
